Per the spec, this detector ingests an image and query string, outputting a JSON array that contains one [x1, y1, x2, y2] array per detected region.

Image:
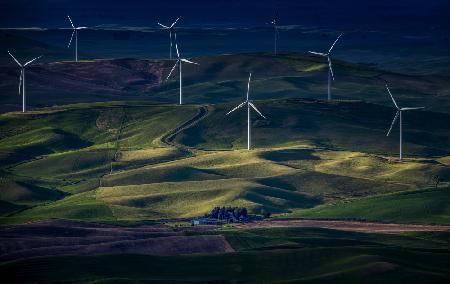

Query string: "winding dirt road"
[[161, 105, 209, 148]]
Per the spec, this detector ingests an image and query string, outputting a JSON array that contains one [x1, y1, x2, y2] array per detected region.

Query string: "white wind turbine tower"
[[226, 73, 267, 150], [166, 43, 199, 105], [268, 17, 279, 55], [308, 33, 343, 100], [67, 15, 87, 62], [385, 84, 424, 161], [158, 17, 180, 60], [7, 51, 42, 113]]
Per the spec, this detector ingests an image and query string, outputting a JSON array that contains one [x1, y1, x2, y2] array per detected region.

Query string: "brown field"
[[0, 219, 233, 262]]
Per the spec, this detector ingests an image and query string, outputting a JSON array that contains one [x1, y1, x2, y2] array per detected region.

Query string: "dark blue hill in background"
[[1, 0, 449, 31], [0, 1, 449, 75]]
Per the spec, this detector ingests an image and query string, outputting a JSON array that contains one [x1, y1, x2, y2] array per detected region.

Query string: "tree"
[[431, 175, 442, 188], [262, 209, 271, 219], [241, 208, 248, 218], [219, 207, 226, 219]]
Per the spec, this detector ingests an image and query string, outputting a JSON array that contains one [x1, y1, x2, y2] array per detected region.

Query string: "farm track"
[[161, 105, 209, 149]]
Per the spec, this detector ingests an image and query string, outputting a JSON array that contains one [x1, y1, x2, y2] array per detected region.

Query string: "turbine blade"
[[226, 101, 246, 116], [308, 51, 327, 57], [67, 15, 75, 28], [19, 69, 23, 95], [249, 102, 267, 119], [386, 84, 399, 109], [24, 55, 42, 66], [175, 43, 180, 58], [68, 30, 75, 48], [246, 72, 252, 100], [328, 33, 343, 53], [158, 23, 169, 29], [181, 58, 199, 65], [387, 111, 400, 136], [170, 17, 180, 28], [7, 51, 22, 67], [166, 61, 179, 80], [328, 57, 335, 81], [401, 107, 425, 111], [76, 27, 88, 29]]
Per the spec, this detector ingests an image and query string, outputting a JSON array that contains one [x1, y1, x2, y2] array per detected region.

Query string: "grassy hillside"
[[1, 98, 449, 224], [0, 103, 197, 217], [286, 187, 450, 224], [2, 51, 449, 113], [0, 55, 449, 224], [5, 146, 448, 223], [175, 99, 450, 157]]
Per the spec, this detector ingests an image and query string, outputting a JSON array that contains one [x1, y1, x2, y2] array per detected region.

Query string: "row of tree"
[[208, 207, 248, 220]]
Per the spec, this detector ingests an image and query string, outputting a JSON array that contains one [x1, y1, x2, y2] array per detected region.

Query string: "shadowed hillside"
[[1, 52, 449, 113]]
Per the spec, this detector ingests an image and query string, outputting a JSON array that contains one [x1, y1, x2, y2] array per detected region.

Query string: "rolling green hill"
[[1, 98, 449, 224], [0, 51, 449, 225], [285, 187, 450, 224], [175, 99, 450, 156]]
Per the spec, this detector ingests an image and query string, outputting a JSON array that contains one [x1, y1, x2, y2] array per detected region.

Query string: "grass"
[[174, 99, 450, 157], [1, 100, 448, 224], [285, 187, 450, 224], [97, 178, 320, 220], [1, 190, 115, 224], [0, 53, 449, 225], [2, 49, 450, 113], [0, 104, 198, 218], [2, 227, 450, 283], [6, 145, 447, 223], [198, 227, 450, 251]]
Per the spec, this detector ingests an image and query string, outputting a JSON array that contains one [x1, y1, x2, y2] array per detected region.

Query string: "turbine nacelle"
[[158, 17, 181, 60], [164, 43, 199, 105], [7, 50, 42, 112], [67, 15, 87, 62], [308, 33, 343, 100], [226, 73, 267, 150], [166, 43, 199, 81], [385, 83, 424, 161], [158, 17, 181, 30], [8, 51, 42, 70]]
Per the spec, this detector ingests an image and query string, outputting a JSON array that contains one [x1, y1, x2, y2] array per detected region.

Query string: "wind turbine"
[[308, 33, 343, 100], [166, 43, 199, 105], [7, 51, 42, 113], [268, 17, 279, 55], [226, 73, 267, 150], [158, 17, 181, 60], [385, 83, 424, 161], [67, 15, 87, 62]]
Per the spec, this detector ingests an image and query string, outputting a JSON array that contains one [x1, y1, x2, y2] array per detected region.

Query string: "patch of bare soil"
[[0, 219, 233, 262], [0, 58, 165, 95], [237, 219, 450, 234]]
